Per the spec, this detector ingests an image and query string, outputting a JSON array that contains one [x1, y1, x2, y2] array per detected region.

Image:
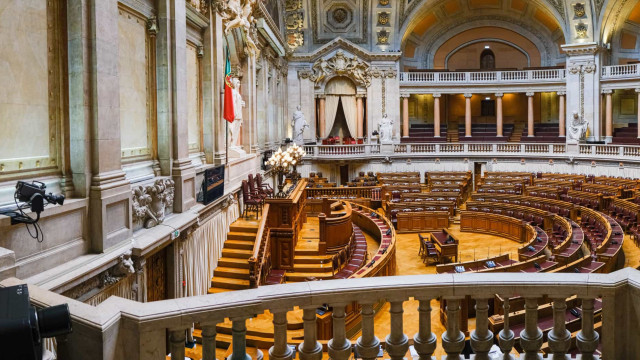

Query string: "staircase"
[[208, 223, 258, 294], [446, 120, 459, 142], [285, 219, 334, 282], [509, 122, 525, 142]]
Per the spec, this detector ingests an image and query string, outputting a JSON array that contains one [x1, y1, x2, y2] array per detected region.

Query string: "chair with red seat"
[[256, 173, 274, 197], [241, 180, 262, 218]]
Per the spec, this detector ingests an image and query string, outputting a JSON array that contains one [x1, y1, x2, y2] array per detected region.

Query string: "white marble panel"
[[186, 43, 201, 153], [0, 0, 50, 160], [118, 9, 149, 154]]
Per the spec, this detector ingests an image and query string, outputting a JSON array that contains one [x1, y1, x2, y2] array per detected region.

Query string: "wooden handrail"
[[249, 203, 270, 288]]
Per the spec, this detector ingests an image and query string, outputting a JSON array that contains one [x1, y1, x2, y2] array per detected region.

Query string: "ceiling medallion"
[[573, 3, 586, 18], [377, 12, 390, 26], [575, 22, 588, 38], [378, 0, 390, 6], [332, 8, 348, 23], [377, 29, 390, 44]]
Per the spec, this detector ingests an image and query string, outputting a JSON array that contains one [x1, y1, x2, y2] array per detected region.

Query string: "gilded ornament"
[[377, 12, 390, 26], [575, 22, 588, 38], [377, 29, 390, 44], [573, 3, 586, 18], [379, 0, 390, 6]]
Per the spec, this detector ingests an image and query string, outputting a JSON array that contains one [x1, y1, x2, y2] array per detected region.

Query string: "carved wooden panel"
[[146, 247, 167, 302]]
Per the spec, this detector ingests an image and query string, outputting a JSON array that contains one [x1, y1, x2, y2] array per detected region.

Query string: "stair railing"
[[249, 203, 270, 288]]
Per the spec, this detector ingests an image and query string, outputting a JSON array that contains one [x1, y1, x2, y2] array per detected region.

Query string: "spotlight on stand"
[[0, 284, 72, 360]]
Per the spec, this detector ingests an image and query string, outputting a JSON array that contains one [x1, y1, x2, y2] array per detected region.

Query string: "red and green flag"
[[223, 47, 235, 123]]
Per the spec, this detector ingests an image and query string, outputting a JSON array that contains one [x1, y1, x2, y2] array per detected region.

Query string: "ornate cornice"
[[561, 42, 601, 56], [289, 37, 402, 62]]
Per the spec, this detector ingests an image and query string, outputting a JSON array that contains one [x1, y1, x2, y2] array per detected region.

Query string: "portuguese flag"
[[223, 47, 235, 123]]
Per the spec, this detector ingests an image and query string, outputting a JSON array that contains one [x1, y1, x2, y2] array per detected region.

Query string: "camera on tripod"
[[15, 181, 65, 214]]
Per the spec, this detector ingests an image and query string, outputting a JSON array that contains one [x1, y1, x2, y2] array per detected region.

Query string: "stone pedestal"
[[566, 143, 580, 154], [380, 143, 394, 154]]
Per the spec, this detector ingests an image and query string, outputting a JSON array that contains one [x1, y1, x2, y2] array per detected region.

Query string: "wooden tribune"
[[427, 229, 459, 263], [266, 179, 308, 270]]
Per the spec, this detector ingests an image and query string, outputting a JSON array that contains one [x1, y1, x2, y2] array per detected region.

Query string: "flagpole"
[[225, 120, 229, 166]]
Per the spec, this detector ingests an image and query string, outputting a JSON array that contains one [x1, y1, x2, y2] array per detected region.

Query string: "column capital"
[[494, 92, 504, 98], [526, 91, 535, 97], [432, 93, 441, 98], [400, 93, 410, 98], [315, 94, 326, 99], [601, 89, 613, 94], [557, 91, 566, 96], [635, 88, 640, 93], [463, 93, 472, 98], [356, 93, 367, 98]]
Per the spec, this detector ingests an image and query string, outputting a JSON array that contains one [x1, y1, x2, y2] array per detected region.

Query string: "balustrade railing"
[[601, 64, 640, 79], [302, 143, 640, 160], [399, 68, 566, 84], [7, 269, 638, 359]]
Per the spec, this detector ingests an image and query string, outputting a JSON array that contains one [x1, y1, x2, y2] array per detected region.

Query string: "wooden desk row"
[[470, 193, 578, 221], [460, 211, 536, 244], [465, 201, 553, 233]]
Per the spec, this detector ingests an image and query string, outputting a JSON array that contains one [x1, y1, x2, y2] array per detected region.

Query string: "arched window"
[[480, 49, 495, 70]]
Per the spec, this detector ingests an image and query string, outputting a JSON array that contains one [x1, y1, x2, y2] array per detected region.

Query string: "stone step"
[[221, 248, 252, 259], [211, 277, 250, 290], [217, 257, 250, 269], [213, 267, 250, 280], [225, 239, 255, 250]]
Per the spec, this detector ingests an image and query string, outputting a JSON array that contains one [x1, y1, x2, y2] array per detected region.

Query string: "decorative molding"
[[289, 37, 402, 62], [557, 91, 566, 96], [309, 50, 372, 87], [132, 178, 176, 229], [561, 43, 600, 56], [377, 29, 390, 45], [526, 92, 535, 97], [377, 11, 390, 26], [311, 0, 368, 44], [495, 93, 504, 97], [147, 16, 158, 37]]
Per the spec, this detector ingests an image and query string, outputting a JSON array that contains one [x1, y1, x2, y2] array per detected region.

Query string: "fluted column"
[[558, 92, 566, 137], [470, 298, 494, 360], [547, 298, 571, 359], [498, 297, 515, 360], [169, 329, 187, 360], [527, 92, 535, 137], [636, 89, 640, 138], [298, 307, 322, 360], [402, 94, 410, 138], [356, 95, 365, 138], [201, 323, 217, 360], [413, 298, 437, 360], [604, 89, 613, 143], [318, 95, 326, 138], [433, 94, 441, 137], [519, 297, 543, 360], [442, 298, 465, 359], [269, 310, 294, 360], [355, 302, 380, 360], [576, 298, 599, 359], [230, 317, 251, 360], [328, 303, 352, 360], [464, 93, 472, 137], [495, 93, 504, 137], [386, 300, 409, 360]]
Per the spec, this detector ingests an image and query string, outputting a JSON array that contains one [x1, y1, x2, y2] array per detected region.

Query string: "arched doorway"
[[324, 77, 357, 139], [480, 49, 495, 70]]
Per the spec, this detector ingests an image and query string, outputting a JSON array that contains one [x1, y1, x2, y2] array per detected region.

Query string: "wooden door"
[[146, 247, 167, 302], [339, 165, 349, 185]]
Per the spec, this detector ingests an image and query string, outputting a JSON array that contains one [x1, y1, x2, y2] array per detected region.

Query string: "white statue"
[[567, 110, 588, 143], [220, 0, 259, 54], [291, 105, 309, 145], [378, 114, 394, 144], [228, 78, 246, 155]]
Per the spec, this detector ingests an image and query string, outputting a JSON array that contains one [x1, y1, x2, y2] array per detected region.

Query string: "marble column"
[[385, 300, 409, 360], [576, 298, 599, 359], [527, 92, 535, 137], [318, 96, 326, 138], [495, 93, 504, 137], [356, 95, 365, 138], [604, 89, 613, 143], [464, 93, 472, 137], [328, 303, 351, 360], [558, 92, 566, 137], [547, 298, 571, 358], [355, 302, 380, 360], [230, 317, 251, 360], [433, 94, 441, 137], [413, 298, 437, 359], [157, 0, 196, 212], [401, 94, 410, 137], [442, 298, 465, 359], [78, 0, 132, 252], [201, 323, 217, 360]]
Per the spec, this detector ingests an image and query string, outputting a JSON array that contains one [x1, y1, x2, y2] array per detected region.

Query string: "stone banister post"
[[169, 328, 188, 360], [201, 323, 218, 360], [636, 88, 640, 138], [328, 303, 352, 360], [413, 298, 437, 360], [230, 317, 251, 360], [470, 297, 494, 360], [576, 298, 599, 359], [385, 300, 409, 360], [441, 297, 465, 359], [355, 301, 380, 360], [269, 309, 294, 360], [498, 297, 515, 360], [547, 298, 571, 359], [298, 306, 323, 360], [519, 297, 543, 359]]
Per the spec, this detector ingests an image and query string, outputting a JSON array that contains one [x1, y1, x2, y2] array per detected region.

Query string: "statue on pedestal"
[[228, 78, 247, 157], [378, 114, 394, 144], [567, 110, 588, 143], [291, 105, 309, 145]]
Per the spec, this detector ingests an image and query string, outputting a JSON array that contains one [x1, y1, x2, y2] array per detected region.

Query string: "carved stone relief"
[[215, 0, 260, 54], [573, 2, 586, 18], [377, 12, 390, 26], [311, 0, 368, 44], [377, 29, 390, 44], [575, 22, 588, 38], [132, 178, 176, 229], [310, 50, 372, 87], [285, 0, 305, 50]]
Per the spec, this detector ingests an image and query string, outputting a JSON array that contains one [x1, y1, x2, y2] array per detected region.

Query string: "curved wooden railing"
[[318, 202, 353, 254], [306, 186, 378, 199], [249, 203, 270, 288], [349, 203, 397, 279]]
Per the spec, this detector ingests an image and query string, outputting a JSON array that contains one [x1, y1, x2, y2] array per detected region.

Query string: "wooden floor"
[[184, 211, 640, 360]]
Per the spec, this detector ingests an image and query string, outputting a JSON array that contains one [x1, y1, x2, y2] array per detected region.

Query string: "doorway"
[[339, 164, 349, 185], [146, 247, 168, 302], [473, 162, 486, 192], [481, 100, 496, 116]]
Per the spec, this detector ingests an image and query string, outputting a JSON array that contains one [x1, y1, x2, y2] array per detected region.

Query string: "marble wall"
[[0, 0, 52, 168], [118, 7, 151, 159], [186, 43, 201, 153]]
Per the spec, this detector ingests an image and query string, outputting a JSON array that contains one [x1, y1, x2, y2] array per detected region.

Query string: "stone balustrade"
[[601, 64, 640, 80], [3, 269, 640, 359], [399, 69, 567, 85]]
